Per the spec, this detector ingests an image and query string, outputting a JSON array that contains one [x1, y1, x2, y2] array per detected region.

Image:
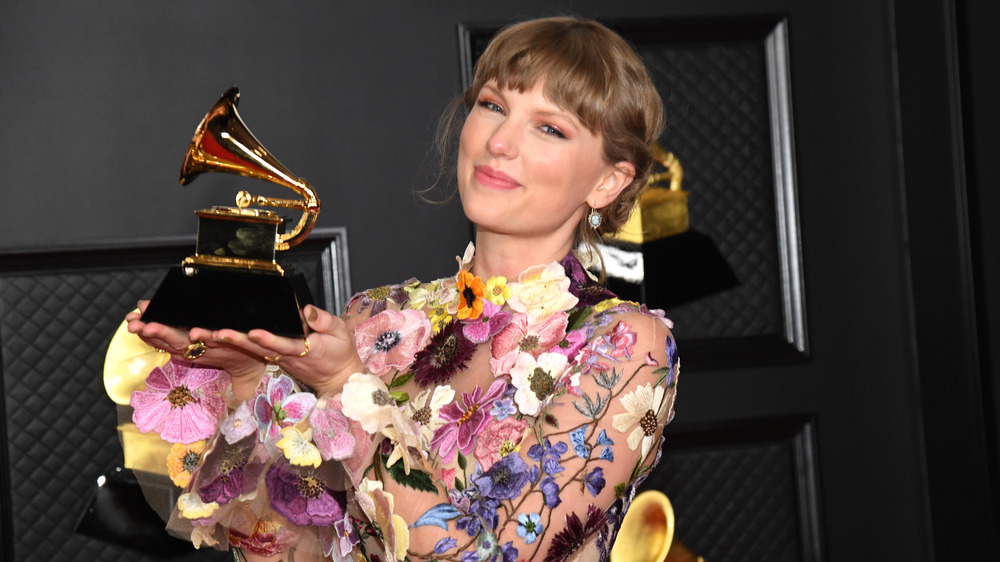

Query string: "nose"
[[486, 120, 518, 159]]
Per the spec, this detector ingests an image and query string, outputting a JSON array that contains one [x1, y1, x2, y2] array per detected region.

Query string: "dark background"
[[0, 0, 996, 560]]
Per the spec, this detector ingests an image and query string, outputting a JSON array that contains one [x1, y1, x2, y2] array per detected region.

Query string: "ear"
[[587, 161, 636, 209]]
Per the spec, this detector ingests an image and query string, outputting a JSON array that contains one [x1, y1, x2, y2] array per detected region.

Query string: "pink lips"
[[474, 165, 520, 190]]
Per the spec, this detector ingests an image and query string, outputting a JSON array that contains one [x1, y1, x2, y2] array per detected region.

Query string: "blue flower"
[[517, 512, 544, 544], [540, 476, 562, 508], [434, 537, 458, 554], [596, 429, 614, 461], [490, 398, 517, 421], [474, 454, 529, 500], [528, 464, 540, 483], [570, 425, 590, 459], [528, 444, 546, 461], [585, 467, 606, 497]]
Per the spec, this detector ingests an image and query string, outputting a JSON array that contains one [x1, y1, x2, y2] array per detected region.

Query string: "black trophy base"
[[142, 266, 311, 337]]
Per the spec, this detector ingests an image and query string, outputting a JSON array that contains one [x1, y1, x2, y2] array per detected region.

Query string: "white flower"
[[509, 352, 568, 416], [507, 262, 579, 323], [177, 492, 218, 520], [612, 383, 669, 461], [403, 385, 456, 447], [341, 372, 405, 434]]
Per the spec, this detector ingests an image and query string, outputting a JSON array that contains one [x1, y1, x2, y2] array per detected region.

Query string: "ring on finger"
[[264, 353, 282, 363], [183, 340, 208, 360], [294, 337, 310, 358]]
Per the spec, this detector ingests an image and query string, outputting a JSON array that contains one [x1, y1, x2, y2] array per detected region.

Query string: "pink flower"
[[462, 300, 512, 344], [130, 360, 227, 444], [606, 321, 637, 360], [490, 312, 568, 376], [551, 328, 589, 360], [474, 417, 529, 471], [430, 379, 506, 464], [253, 374, 316, 443], [309, 396, 356, 461], [355, 309, 431, 376]]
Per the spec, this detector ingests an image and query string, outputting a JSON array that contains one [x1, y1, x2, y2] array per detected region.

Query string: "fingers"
[[302, 305, 339, 334]]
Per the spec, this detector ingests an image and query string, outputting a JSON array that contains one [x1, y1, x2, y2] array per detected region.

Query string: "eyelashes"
[[476, 98, 569, 140]]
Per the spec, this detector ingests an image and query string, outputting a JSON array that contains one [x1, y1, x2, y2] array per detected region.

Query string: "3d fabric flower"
[[131, 360, 227, 444], [355, 308, 431, 376], [253, 374, 317, 444]]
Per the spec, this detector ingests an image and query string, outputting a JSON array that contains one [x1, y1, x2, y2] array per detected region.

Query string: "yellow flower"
[[277, 426, 322, 468], [456, 270, 485, 320], [428, 306, 453, 334], [483, 276, 512, 306], [166, 440, 206, 488], [177, 492, 219, 520], [593, 297, 628, 313]]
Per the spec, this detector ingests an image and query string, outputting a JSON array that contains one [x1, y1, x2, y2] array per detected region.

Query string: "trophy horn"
[[179, 87, 320, 251]]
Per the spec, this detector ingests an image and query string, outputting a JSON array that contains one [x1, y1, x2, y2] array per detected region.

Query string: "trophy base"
[[141, 266, 312, 337]]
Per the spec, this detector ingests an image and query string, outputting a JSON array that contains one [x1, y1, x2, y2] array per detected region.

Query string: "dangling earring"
[[588, 207, 602, 230]]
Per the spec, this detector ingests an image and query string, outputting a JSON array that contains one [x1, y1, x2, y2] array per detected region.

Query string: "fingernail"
[[307, 306, 319, 323]]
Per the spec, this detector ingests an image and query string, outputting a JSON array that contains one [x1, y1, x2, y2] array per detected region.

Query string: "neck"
[[470, 229, 575, 281]]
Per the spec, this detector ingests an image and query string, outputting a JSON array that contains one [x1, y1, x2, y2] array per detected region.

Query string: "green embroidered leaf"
[[457, 452, 468, 471], [389, 372, 415, 389], [384, 455, 438, 493], [567, 306, 593, 332], [391, 391, 409, 405], [454, 477, 465, 491], [615, 482, 626, 498], [654, 366, 674, 388]]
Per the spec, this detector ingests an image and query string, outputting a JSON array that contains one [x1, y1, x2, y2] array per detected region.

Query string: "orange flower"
[[456, 270, 485, 320], [167, 440, 206, 488]]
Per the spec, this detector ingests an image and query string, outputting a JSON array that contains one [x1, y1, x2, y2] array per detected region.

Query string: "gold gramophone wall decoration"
[[141, 87, 321, 337]]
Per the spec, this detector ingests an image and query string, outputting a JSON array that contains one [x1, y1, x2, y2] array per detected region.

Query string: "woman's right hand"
[[126, 301, 268, 399]]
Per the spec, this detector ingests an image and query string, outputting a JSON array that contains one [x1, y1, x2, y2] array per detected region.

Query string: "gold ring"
[[295, 337, 310, 358], [263, 354, 282, 363], [183, 340, 208, 360]]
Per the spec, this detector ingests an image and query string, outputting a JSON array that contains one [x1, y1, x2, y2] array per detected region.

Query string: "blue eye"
[[477, 99, 505, 114], [540, 124, 566, 139]]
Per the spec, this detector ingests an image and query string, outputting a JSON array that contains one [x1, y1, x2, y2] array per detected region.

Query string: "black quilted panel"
[[642, 424, 815, 562], [0, 267, 227, 561], [637, 39, 784, 341]]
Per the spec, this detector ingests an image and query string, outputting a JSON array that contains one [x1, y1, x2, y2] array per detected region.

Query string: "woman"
[[126, 16, 679, 562]]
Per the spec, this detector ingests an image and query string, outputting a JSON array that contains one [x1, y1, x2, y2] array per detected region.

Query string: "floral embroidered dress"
[[129, 244, 680, 561]]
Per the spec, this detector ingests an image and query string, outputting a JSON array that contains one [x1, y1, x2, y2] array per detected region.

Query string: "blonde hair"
[[464, 16, 665, 251]]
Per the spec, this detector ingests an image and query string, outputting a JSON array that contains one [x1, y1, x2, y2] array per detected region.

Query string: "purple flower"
[[490, 398, 516, 421], [196, 435, 261, 505], [501, 541, 518, 562], [585, 467, 606, 497], [351, 280, 414, 315], [431, 379, 506, 464], [544, 505, 609, 562], [265, 457, 346, 526], [560, 253, 617, 306], [542, 456, 564, 477], [540, 476, 562, 508], [434, 537, 458, 555], [474, 453, 529, 500], [552, 328, 589, 360], [253, 374, 316, 443], [412, 321, 476, 387]]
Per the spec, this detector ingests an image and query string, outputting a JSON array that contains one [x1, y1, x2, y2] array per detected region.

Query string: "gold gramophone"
[[141, 87, 321, 337]]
